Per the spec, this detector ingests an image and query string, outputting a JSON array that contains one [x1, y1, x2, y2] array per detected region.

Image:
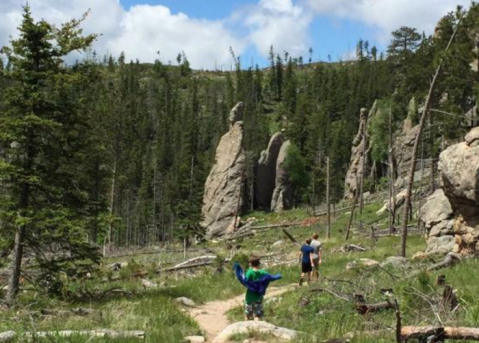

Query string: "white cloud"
[[307, 0, 471, 43], [0, 0, 245, 69], [107, 5, 245, 69], [242, 0, 313, 57]]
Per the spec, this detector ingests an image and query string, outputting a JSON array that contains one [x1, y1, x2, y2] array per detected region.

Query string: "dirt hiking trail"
[[188, 285, 296, 342]]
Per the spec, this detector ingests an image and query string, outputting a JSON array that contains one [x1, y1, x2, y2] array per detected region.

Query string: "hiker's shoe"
[[299, 278, 304, 286]]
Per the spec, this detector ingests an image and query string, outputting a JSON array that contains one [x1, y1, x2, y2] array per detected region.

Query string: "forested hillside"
[[1, 4, 479, 304]]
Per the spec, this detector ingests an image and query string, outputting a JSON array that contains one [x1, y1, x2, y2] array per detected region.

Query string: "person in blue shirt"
[[299, 238, 314, 286]]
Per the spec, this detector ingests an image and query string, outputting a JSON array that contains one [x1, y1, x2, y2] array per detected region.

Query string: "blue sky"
[[118, 0, 380, 66], [0, 0, 471, 69], [120, 0, 252, 20]]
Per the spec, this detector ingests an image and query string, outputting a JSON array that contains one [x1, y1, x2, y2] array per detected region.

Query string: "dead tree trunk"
[[233, 173, 244, 231], [401, 326, 479, 341], [6, 130, 33, 306], [430, 110, 436, 193], [345, 195, 359, 240], [355, 301, 394, 315], [327, 156, 331, 239], [400, 20, 462, 257], [388, 108, 396, 234], [359, 122, 368, 214], [107, 159, 117, 255]]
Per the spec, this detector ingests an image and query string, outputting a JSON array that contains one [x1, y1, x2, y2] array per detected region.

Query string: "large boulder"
[[344, 108, 370, 199], [440, 128, 479, 217], [255, 132, 285, 210], [439, 127, 479, 254], [212, 321, 298, 343], [380, 256, 410, 269], [201, 104, 246, 238], [271, 140, 293, 212], [420, 189, 454, 236], [426, 236, 456, 255]]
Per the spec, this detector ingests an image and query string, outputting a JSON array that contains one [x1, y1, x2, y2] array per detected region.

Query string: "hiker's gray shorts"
[[245, 300, 263, 319]]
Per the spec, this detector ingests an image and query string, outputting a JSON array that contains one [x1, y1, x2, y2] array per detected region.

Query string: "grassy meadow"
[[1, 201, 478, 343]]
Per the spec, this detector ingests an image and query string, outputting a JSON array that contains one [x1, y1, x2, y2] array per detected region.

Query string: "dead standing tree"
[[400, 15, 463, 257]]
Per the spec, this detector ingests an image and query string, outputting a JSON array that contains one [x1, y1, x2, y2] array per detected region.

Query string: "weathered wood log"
[[310, 287, 350, 302], [108, 247, 209, 258], [157, 261, 212, 273], [108, 262, 128, 271], [171, 255, 217, 269], [427, 253, 461, 273], [282, 229, 300, 246], [141, 279, 159, 289], [225, 231, 255, 241], [40, 308, 96, 317], [249, 223, 301, 230], [401, 326, 479, 341], [354, 301, 394, 315], [0, 329, 145, 342], [442, 285, 458, 311], [340, 244, 367, 252]]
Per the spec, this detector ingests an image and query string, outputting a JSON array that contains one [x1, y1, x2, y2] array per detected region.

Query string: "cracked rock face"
[[344, 108, 370, 199], [271, 140, 293, 212], [255, 132, 285, 210], [423, 127, 479, 255], [439, 127, 479, 254], [421, 189, 455, 255], [201, 104, 246, 238]]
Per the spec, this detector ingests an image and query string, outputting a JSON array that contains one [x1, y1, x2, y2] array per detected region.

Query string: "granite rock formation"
[[201, 103, 246, 238]]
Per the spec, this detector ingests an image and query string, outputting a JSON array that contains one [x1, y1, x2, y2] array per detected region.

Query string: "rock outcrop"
[[271, 140, 293, 212], [465, 105, 478, 128], [229, 102, 244, 126], [255, 132, 285, 210], [439, 126, 479, 254], [201, 103, 246, 238], [391, 97, 436, 189], [422, 127, 479, 255], [344, 108, 369, 199], [213, 321, 298, 343], [420, 189, 455, 255], [393, 123, 420, 189]]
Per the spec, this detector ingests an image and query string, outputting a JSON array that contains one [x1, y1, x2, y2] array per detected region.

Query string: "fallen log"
[[401, 326, 479, 341], [354, 301, 394, 315], [141, 279, 159, 289], [249, 223, 300, 230], [171, 255, 217, 269], [157, 261, 212, 273], [108, 247, 209, 258], [225, 231, 255, 241], [282, 229, 300, 247], [0, 329, 145, 342], [407, 253, 462, 279], [427, 253, 461, 273], [340, 244, 367, 253], [40, 308, 95, 317], [310, 287, 350, 302]]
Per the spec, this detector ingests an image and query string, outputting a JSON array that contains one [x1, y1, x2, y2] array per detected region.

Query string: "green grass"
[[2, 201, 477, 343]]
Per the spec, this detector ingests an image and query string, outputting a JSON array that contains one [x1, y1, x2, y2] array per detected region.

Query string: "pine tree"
[[0, 6, 99, 303]]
